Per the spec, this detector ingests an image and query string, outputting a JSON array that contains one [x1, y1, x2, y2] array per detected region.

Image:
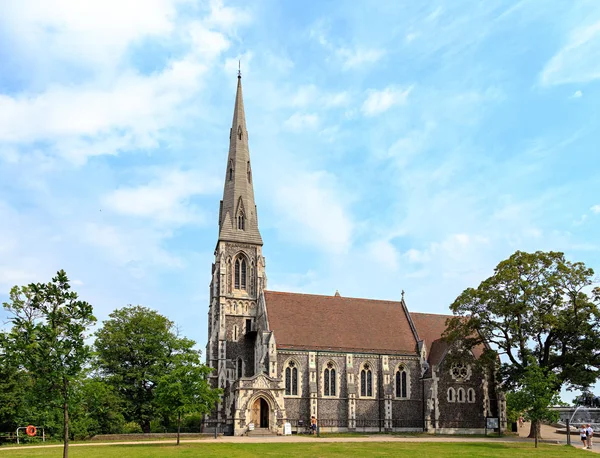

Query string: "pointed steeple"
[[218, 72, 263, 245]]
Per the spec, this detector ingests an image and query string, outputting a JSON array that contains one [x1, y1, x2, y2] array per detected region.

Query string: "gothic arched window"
[[395, 365, 408, 398], [234, 256, 247, 290], [229, 160, 234, 181], [457, 387, 465, 403], [360, 363, 373, 397], [324, 362, 336, 396], [447, 387, 455, 403], [285, 361, 298, 396], [467, 388, 475, 403], [238, 213, 245, 230]]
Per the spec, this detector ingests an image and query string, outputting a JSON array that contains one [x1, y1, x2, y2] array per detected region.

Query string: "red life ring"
[[26, 425, 37, 436]]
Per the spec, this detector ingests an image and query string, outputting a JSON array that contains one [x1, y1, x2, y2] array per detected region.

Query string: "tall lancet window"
[[285, 361, 298, 396], [229, 160, 234, 181], [238, 213, 245, 230], [234, 256, 247, 291], [360, 363, 373, 397], [395, 365, 408, 398], [241, 259, 247, 289], [324, 362, 336, 396]]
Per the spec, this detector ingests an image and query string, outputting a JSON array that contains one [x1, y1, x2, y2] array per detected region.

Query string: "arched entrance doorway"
[[251, 397, 269, 428]]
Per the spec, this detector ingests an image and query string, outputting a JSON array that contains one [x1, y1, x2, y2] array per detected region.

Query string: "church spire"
[[218, 72, 263, 245]]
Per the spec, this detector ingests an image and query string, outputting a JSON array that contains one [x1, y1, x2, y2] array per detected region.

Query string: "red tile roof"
[[410, 312, 451, 349], [264, 291, 418, 355], [411, 312, 485, 364]]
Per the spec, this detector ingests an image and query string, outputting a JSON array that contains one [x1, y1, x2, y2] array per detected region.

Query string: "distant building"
[[205, 73, 505, 436]]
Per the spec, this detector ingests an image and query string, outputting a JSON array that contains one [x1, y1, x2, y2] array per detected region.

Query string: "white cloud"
[[283, 113, 319, 131], [0, 0, 186, 72], [0, 55, 211, 163], [367, 239, 399, 271], [571, 90, 583, 98], [591, 204, 600, 214], [205, 0, 251, 32], [361, 86, 413, 117], [102, 169, 220, 225], [323, 92, 350, 108], [272, 171, 353, 254], [339, 48, 385, 70], [540, 20, 600, 86]]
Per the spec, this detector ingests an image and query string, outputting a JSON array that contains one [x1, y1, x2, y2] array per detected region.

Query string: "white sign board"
[[248, 423, 255, 431], [283, 422, 292, 435]]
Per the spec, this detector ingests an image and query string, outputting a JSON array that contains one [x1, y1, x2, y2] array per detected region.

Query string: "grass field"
[[0, 441, 591, 457]]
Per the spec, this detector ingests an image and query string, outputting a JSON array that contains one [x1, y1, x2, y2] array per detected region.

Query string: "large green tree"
[[2, 270, 96, 458], [94, 306, 198, 433], [446, 251, 600, 437], [155, 353, 221, 444]]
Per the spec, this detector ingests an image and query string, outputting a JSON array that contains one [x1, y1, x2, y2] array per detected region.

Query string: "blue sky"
[[1, 0, 599, 400]]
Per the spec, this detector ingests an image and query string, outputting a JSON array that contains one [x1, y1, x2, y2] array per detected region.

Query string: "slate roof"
[[264, 291, 418, 355], [411, 312, 485, 365]]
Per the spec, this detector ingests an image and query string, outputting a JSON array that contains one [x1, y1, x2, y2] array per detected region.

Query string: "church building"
[[205, 73, 506, 436]]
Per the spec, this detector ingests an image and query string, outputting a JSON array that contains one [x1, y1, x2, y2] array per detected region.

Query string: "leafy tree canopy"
[[94, 305, 198, 433], [446, 250, 600, 392], [2, 270, 96, 458], [155, 352, 221, 444], [506, 359, 560, 447]]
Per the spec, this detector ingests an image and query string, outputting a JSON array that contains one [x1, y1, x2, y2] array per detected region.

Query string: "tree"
[[94, 306, 197, 433], [0, 348, 30, 432], [155, 353, 221, 445], [68, 376, 126, 438], [2, 270, 96, 458], [446, 251, 600, 438], [506, 359, 560, 447]]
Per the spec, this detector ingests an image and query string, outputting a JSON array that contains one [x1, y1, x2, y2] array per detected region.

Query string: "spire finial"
[[238, 60, 241, 78], [401, 290, 405, 300]]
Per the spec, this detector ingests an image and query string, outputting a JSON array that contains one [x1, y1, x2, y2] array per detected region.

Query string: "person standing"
[[587, 423, 594, 449], [581, 424, 588, 449], [518, 415, 524, 429], [310, 416, 317, 435]]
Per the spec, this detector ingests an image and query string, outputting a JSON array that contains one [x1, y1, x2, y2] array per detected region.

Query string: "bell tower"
[[206, 72, 267, 419]]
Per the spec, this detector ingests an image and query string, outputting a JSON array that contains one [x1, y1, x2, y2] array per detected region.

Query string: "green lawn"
[[0, 442, 591, 457]]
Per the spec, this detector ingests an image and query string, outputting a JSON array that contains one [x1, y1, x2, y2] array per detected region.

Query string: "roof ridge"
[[411, 311, 453, 318], [265, 289, 403, 304]]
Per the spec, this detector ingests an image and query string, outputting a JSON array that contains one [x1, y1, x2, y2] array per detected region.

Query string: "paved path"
[[2, 426, 598, 452]]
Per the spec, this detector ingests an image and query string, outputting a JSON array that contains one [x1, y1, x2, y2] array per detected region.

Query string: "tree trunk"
[[63, 401, 69, 458], [528, 420, 542, 440], [142, 420, 151, 434], [177, 412, 181, 446]]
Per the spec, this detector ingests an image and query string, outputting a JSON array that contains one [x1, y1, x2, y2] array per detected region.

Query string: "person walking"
[[586, 423, 594, 449], [581, 424, 588, 449], [310, 415, 317, 435]]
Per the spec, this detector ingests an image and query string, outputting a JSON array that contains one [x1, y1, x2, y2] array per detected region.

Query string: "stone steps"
[[246, 428, 277, 437]]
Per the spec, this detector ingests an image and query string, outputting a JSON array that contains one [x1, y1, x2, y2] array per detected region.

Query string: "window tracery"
[[234, 255, 247, 290], [360, 363, 373, 397], [450, 362, 472, 382], [395, 365, 408, 398], [285, 360, 299, 396], [324, 362, 337, 397]]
